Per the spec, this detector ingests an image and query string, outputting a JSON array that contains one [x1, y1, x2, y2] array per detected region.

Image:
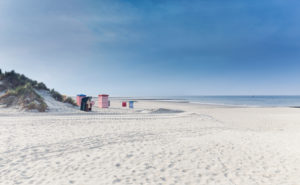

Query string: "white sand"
[[0, 98, 300, 185]]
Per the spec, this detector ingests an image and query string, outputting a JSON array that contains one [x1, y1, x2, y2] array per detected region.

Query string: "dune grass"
[[1, 83, 48, 112], [50, 89, 77, 106]]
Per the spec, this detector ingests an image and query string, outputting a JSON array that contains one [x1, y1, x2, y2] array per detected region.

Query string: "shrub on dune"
[[50, 89, 77, 106], [0, 83, 48, 112]]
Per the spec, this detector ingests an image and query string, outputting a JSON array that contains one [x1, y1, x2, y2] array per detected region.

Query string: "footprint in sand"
[[112, 178, 121, 184]]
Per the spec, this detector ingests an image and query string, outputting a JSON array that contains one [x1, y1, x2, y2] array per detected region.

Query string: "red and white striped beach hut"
[[98, 94, 109, 108]]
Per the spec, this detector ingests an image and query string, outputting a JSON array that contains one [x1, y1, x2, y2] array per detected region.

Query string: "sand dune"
[[0, 100, 300, 185]]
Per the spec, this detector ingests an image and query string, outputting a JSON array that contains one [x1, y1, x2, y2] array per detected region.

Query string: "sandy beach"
[[1, 0, 300, 184], [0, 99, 300, 185]]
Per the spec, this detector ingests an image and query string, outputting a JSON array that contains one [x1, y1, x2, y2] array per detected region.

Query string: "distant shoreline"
[[108, 96, 300, 108]]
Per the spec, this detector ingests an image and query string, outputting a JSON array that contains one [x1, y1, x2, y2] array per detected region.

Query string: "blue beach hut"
[[129, 101, 135, 109]]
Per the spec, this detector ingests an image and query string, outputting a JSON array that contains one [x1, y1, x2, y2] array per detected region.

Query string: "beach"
[[0, 99, 300, 185]]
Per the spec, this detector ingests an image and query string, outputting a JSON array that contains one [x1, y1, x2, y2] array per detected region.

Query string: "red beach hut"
[[98, 94, 109, 108]]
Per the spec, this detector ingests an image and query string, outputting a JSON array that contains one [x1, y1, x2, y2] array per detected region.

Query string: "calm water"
[[125, 96, 300, 107], [168, 96, 300, 107]]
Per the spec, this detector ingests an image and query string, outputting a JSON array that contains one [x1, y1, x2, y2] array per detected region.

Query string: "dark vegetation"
[[50, 89, 77, 106], [0, 70, 49, 91], [0, 69, 76, 112], [0, 83, 48, 112]]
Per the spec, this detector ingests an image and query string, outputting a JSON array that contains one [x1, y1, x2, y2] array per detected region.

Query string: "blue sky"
[[0, 0, 300, 96]]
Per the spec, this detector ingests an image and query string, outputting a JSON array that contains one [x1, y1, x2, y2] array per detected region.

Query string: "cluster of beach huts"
[[76, 94, 135, 112]]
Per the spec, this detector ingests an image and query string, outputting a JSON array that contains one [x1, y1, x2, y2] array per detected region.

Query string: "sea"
[[128, 96, 300, 107]]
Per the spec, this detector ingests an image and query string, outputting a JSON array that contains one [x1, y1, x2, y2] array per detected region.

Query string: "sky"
[[0, 0, 300, 96]]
